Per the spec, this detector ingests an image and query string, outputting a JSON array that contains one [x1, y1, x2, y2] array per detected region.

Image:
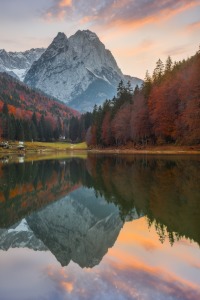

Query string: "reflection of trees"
[[0, 159, 84, 228], [1, 155, 200, 246], [85, 155, 200, 246]]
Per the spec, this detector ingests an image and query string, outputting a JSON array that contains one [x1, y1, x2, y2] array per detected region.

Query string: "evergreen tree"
[[16, 120, 24, 141], [133, 84, 140, 96], [8, 115, 16, 140], [165, 56, 173, 73], [38, 115, 45, 141], [117, 80, 125, 98], [31, 112, 38, 128], [2, 103, 9, 116], [152, 59, 164, 84], [142, 70, 152, 99]]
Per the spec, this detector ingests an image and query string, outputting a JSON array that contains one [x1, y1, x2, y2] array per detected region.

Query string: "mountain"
[[0, 48, 45, 81], [24, 30, 142, 112]]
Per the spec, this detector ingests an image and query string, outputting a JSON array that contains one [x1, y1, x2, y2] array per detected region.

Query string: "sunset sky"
[[0, 0, 200, 78]]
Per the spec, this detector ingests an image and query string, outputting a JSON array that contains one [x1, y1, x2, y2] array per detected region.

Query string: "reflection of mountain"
[[27, 188, 123, 267], [0, 219, 47, 251], [0, 187, 142, 268], [0, 155, 200, 268]]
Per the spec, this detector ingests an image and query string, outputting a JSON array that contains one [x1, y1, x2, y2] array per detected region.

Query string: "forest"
[[81, 48, 200, 147], [0, 73, 79, 141]]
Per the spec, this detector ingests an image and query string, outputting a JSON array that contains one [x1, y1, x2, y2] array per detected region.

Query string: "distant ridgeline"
[[0, 73, 79, 142], [0, 156, 200, 247], [79, 48, 199, 146]]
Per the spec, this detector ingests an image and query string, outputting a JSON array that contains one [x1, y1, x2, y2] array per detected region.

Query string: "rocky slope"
[[0, 48, 45, 81], [24, 30, 142, 112]]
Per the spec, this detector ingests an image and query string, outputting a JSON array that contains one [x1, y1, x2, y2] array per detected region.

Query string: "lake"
[[0, 154, 200, 300]]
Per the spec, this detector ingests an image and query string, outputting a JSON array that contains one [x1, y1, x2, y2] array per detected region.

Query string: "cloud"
[[163, 45, 190, 56], [114, 40, 155, 58], [186, 20, 200, 32], [43, 0, 200, 29]]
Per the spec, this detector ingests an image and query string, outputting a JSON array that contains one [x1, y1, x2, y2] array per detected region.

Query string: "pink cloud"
[[186, 20, 200, 32], [43, 0, 200, 30]]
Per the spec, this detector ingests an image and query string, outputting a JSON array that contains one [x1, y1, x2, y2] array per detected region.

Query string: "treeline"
[[0, 104, 87, 142], [0, 73, 80, 142], [0, 105, 62, 141], [79, 48, 200, 147]]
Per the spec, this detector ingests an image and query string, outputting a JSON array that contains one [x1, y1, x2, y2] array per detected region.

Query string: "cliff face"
[[24, 30, 142, 112]]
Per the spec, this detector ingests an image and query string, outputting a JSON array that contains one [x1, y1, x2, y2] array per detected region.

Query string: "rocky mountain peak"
[[74, 29, 99, 41], [52, 32, 68, 46], [24, 30, 142, 112], [0, 49, 7, 55]]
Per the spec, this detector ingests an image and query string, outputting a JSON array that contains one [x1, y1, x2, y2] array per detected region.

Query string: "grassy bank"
[[0, 141, 87, 154], [1, 141, 200, 156], [0, 141, 88, 162]]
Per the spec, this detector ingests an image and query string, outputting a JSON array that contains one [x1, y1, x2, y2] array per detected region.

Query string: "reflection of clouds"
[[0, 218, 200, 300], [60, 281, 74, 293], [117, 229, 160, 252], [0, 249, 57, 300], [42, 256, 200, 300], [105, 258, 200, 300], [41, 219, 200, 299], [59, 0, 72, 7]]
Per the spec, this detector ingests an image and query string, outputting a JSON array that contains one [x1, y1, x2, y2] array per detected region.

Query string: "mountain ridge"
[[0, 48, 45, 81], [24, 30, 142, 112], [0, 30, 142, 112]]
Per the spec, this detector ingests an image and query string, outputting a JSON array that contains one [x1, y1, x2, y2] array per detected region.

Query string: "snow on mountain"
[[24, 30, 143, 112], [0, 48, 45, 81]]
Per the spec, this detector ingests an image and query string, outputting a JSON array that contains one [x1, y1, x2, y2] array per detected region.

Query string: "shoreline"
[[88, 150, 200, 155], [88, 145, 200, 155], [0, 142, 200, 156]]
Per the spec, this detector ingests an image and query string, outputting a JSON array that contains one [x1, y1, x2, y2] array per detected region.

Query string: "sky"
[[0, 0, 200, 78]]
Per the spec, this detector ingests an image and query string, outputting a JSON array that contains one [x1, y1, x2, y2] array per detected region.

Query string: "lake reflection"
[[0, 155, 200, 300]]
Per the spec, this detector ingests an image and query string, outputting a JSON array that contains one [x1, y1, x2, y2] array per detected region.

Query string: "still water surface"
[[0, 154, 200, 300]]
